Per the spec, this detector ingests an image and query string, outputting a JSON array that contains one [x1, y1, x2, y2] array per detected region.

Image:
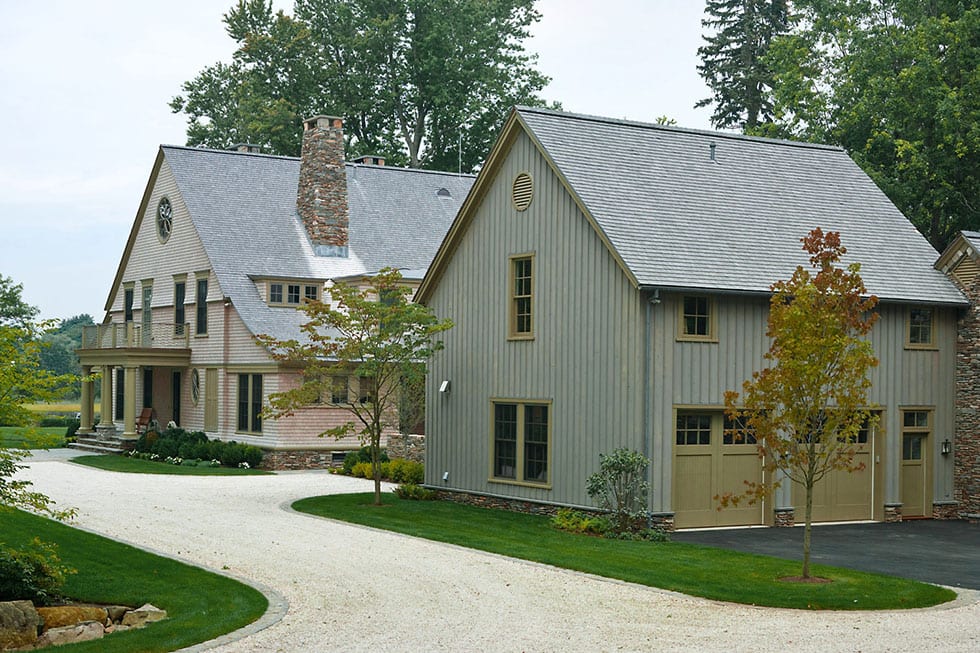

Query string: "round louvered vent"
[[512, 172, 533, 211]]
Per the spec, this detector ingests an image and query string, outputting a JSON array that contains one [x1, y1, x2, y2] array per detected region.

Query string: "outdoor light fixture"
[[442, 471, 449, 482], [941, 439, 952, 455], [439, 380, 450, 394]]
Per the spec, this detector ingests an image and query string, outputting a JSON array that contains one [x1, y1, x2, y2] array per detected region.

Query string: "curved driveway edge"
[[17, 459, 980, 653]]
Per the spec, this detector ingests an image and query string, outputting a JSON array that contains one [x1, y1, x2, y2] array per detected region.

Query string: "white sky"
[[0, 0, 713, 320]]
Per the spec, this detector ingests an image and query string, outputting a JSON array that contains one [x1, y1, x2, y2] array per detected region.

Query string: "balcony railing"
[[81, 323, 190, 350]]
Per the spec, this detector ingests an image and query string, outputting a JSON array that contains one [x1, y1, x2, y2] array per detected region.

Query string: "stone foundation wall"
[[953, 274, 980, 516], [932, 502, 960, 520], [884, 503, 902, 523], [260, 450, 344, 471], [386, 433, 425, 464], [774, 507, 795, 527], [432, 490, 676, 531]]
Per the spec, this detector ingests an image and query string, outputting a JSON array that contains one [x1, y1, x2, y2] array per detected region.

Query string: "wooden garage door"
[[673, 411, 764, 529], [792, 415, 877, 522]]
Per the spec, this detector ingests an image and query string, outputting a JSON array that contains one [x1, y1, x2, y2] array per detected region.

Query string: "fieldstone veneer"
[[297, 115, 349, 257], [954, 275, 980, 517]]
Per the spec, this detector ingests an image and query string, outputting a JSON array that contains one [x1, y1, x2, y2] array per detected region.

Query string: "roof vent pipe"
[[709, 142, 717, 162]]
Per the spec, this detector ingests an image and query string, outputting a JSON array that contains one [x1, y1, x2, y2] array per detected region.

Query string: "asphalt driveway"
[[674, 520, 980, 589]]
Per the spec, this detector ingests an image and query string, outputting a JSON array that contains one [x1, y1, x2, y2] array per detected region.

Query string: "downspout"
[[643, 289, 660, 523]]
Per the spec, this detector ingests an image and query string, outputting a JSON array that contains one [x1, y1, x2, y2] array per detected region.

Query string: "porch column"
[[79, 365, 93, 432], [98, 366, 114, 427], [122, 365, 138, 439]]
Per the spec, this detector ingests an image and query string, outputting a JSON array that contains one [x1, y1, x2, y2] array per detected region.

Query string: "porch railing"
[[80, 323, 191, 350]]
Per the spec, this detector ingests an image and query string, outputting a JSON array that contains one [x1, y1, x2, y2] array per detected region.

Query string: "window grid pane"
[[270, 283, 283, 304], [523, 405, 548, 482], [723, 414, 756, 445], [676, 413, 711, 445], [305, 285, 318, 301], [909, 309, 932, 344], [196, 279, 208, 335], [682, 296, 710, 336], [237, 374, 249, 431], [287, 285, 301, 304], [174, 282, 186, 335], [512, 257, 532, 335], [494, 404, 517, 479]]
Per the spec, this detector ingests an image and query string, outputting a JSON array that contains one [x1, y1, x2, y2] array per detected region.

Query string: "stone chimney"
[[297, 115, 349, 257]]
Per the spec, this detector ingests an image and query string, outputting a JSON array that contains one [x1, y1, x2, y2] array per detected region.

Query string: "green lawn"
[[1, 509, 267, 652], [293, 493, 955, 611], [0, 426, 66, 449], [73, 455, 274, 476]]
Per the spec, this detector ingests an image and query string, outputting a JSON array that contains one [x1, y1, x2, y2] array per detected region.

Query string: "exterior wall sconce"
[[941, 439, 952, 455], [439, 380, 450, 394]]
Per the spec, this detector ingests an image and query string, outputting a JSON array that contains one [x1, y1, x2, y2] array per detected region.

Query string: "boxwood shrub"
[[135, 427, 263, 469]]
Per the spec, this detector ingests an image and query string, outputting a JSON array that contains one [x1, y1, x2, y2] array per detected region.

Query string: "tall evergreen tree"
[[695, 0, 789, 131]]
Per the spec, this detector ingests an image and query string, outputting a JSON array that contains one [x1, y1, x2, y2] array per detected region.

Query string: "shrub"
[[38, 416, 72, 428], [243, 445, 263, 469], [387, 459, 424, 484], [157, 438, 179, 459], [550, 508, 609, 535], [0, 539, 76, 605], [219, 442, 246, 467], [393, 483, 437, 500], [351, 461, 373, 478], [65, 419, 81, 440], [342, 446, 389, 474], [586, 448, 650, 535]]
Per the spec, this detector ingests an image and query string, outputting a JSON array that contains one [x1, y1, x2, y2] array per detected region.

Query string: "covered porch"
[[77, 322, 191, 441]]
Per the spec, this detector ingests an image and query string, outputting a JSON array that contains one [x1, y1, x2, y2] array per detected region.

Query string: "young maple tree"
[[723, 228, 879, 579], [257, 268, 453, 505]]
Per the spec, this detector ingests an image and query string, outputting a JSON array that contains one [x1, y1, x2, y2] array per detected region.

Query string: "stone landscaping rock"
[[0, 601, 39, 650], [36, 606, 108, 633], [33, 621, 104, 648], [120, 603, 167, 628], [104, 605, 130, 623]]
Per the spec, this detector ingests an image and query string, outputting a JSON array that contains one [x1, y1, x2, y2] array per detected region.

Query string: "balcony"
[[81, 322, 190, 350], [78, 323, 192, 368]]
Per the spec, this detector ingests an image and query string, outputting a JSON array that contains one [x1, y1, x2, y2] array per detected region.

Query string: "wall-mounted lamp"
[[439, 380, 451, 394], [441, 471, 449, 482], [941, 439, 952, 455]]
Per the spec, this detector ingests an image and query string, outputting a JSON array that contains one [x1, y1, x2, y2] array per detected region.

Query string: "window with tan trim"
[[268, 281, 321, 307], [678, 295, 715, 341], [509, 254, 534, 339], [491, 400, 550, 485], [902, 409, 931, 460], [906, 307, 935, 349]]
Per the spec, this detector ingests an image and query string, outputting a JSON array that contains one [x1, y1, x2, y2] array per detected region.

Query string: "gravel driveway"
[[17, 454, 980, 652]]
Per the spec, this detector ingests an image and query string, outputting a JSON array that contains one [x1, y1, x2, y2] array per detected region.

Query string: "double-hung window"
[[237, 374, 262, 433], [679, 295, 715, 341], [196, 277, 208, 335], [509, 255, 534, 339], [907, 308, 934, 348], [174, 280, 186, 336], [491, 400, 550, 485]]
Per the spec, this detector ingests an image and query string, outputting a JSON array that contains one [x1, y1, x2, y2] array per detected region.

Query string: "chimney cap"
[[303, 115, 344, 131], [231, 143, 263, 154], [352, 154, 386, 166]]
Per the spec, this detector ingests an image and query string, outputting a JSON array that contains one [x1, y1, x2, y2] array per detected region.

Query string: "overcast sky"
[[0, 0, 713, 320]]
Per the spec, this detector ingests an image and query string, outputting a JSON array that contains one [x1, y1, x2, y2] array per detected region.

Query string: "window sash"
[[908, 308, 933, 345], [270, 283, 283, 304], [492, 401, 549, 484], [196, 278, 208, 335], [676, 412, 711, 445], [174, 281, 186, 335], [124, 288, 134, 322], [237, 373, 262, 433], [510, 256, 533, 337], [305, 285, 319, 302]]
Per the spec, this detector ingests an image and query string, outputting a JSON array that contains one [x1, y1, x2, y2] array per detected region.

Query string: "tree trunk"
[[372, 431, 382, 506], [802, 480, 813, 578]]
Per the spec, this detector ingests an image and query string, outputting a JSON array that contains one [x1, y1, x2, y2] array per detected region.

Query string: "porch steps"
[[70, 434, 135, 456]]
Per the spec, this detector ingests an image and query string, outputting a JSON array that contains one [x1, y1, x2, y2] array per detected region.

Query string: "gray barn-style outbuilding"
[[418, 107, 967, 528]]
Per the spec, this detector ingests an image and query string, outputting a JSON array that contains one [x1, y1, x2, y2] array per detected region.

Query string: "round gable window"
[[157, 197, 173, 243], [512, 172, 533, 211]]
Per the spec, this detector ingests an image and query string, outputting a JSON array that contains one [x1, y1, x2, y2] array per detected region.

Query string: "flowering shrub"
[[238, 461, 250, 469]]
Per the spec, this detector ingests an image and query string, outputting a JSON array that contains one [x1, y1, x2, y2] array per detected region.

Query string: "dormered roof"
[[936, 230, 980, 291], [115, 145, 473, 341], [420, 107, 966, 306]]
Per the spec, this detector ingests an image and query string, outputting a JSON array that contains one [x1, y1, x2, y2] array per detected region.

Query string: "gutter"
[[643, 289, 660, 518]]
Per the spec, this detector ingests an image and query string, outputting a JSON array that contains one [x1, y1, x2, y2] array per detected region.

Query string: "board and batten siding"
[[425, 130, 645, 507], [650, 292, 957, 515]]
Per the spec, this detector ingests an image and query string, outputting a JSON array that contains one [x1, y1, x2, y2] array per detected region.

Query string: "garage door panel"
[[674, 453, 713, 514]]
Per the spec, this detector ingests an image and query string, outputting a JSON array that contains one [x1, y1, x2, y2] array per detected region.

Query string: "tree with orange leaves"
[[724, 228, 879, 579]]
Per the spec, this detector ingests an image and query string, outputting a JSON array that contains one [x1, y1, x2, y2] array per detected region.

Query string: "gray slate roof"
[[518, 107, 966, 305], [163, 146, 474, 340]]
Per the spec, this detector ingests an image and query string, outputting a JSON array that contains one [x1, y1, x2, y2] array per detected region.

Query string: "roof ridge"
[[515, 105, 844, 152]]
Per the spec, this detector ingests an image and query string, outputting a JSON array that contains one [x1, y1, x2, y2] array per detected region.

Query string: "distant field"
[[0, 426, 66, 449], [24, 402, 81, 414]]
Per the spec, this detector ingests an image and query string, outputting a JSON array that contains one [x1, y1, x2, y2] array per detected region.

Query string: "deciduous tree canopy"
[[724, 228, 879, 579], [171, 0, 553, 172]]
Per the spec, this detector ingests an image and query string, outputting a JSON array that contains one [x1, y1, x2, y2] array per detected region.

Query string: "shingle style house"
[[76, 117, 474, 467], [419, 106, 970, 528]]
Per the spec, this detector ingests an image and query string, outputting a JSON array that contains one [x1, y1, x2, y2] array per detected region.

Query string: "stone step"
[[69, 441, 127, 455]]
